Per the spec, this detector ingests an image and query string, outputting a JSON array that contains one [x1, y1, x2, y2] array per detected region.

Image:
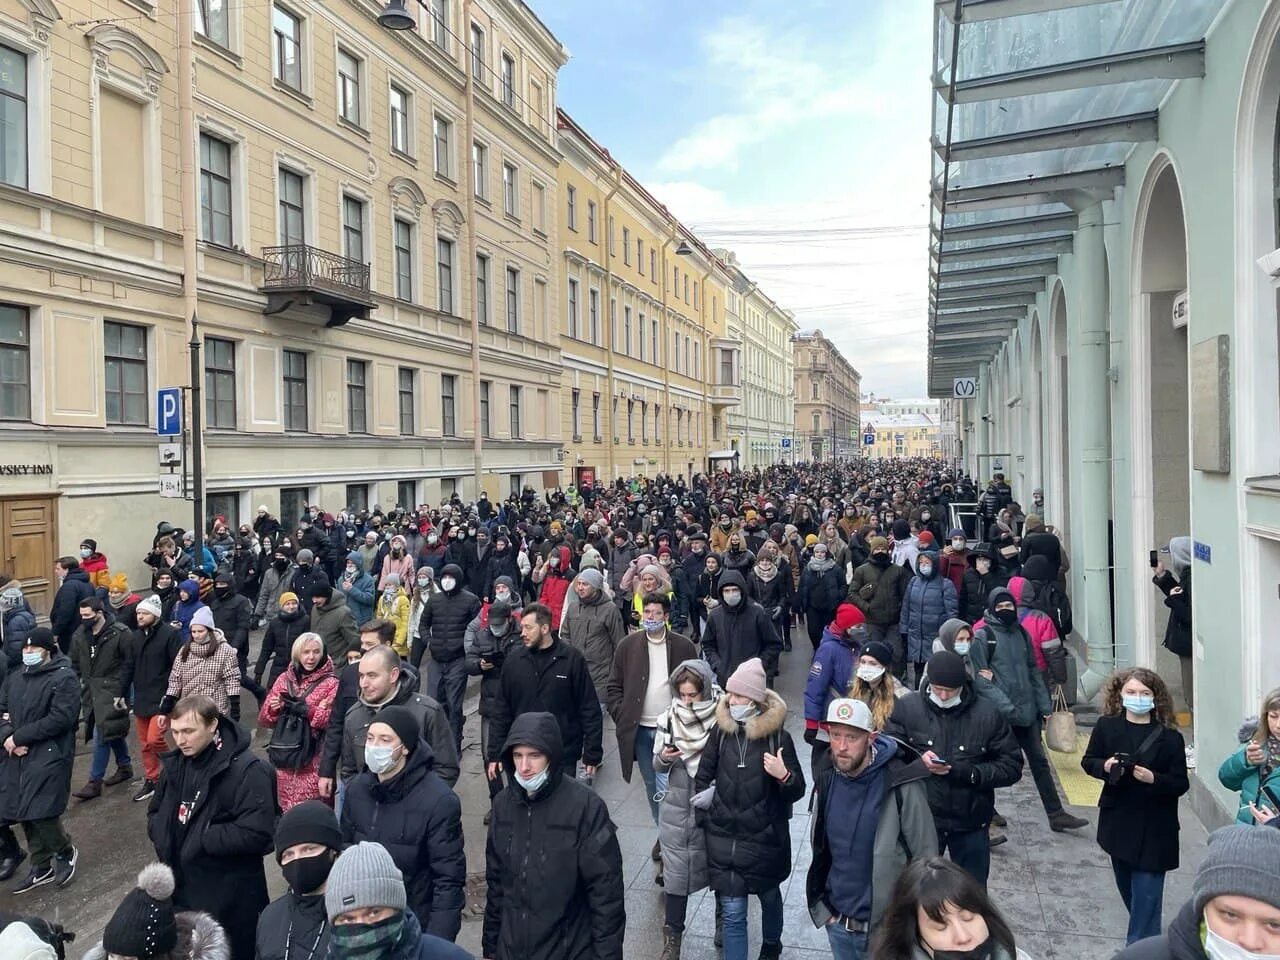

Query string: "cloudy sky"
[[538, 0, 933, 399]]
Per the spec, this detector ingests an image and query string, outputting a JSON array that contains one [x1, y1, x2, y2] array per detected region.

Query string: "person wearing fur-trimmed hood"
[[83, 861, 230, 960]]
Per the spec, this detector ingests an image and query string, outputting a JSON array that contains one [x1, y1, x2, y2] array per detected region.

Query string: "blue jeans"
[[722, 887, 783, 960], [825, 922, 869, 960], [633, 726, 668, 824], [1112, 857, 1165, 944], [89, 725, 131, 781], [938, 827, 991, 887]]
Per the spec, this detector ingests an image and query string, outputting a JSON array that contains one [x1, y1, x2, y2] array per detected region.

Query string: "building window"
[[532, 181, 546, 232], [393, 219, 413, 300], [346, 359, 367, 433], [475, 254, 489, 324], [712, 415, 720, 441], [283, 348, 307, 431], [637, 238, 643, 274], [638, 313, 646, 362], [651, 319, 658, 362], [198, 133, 233, 246], [345, 484, 369, 512], [693, 281, 699, 309], [433, 114, 452, 177], [0, 305, 30, 421], [592, 391, 600, 441], [608, 216, 615, 256], [104, 321, 147, 426], [623, 306, 632, 355], [480, 380, 491, 437], [649, 248, 656, 279], [472, 141, 487, 198], [589, 288, 600, 344], [195, 0, 229, 47], [640, 400, 647, 442], [337, 48, 361, 125], [609, 298, 617, 347], [440, 373, 456, 435], [567, 277, 579, 338], [0, 46, 23, 190], [342, 195, 364, 263], [397, 479, 417, 509], [566, 184, 577, 231], [685, 336, 691, 374], [509, 385, 521, 438], [571, 388, 580, 440], [390, 84, 411, 155], [721, 351, 734, 386], [278, 167, 305, 245], [272, 5, 302, 91], [812, 412, 821, 433], [505, 266, 519, 333], [470, 23, 484, 78], [672, 330, 680, 373], [437, 236, 454, 313], [500, 53, 515, 108], [654, 403, 661, 443], [398, 367, 415, 435], [281, 487, 308, 526], [587, 200, 597, 243], [811, 381, 819, 400], [684, 275, 689, 301], [626, 399, 634, 443], [622, 226, 630, 265], [204, 336, 235, 429], [502, 162, 517, 216], [693, 341, 700, 378], [429, 0, 449, 50]]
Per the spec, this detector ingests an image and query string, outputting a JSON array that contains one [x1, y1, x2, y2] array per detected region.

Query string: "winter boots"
[[659, 925, 683, 960]]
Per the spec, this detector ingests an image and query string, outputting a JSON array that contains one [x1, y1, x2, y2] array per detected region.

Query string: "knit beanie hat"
[[892, 519, 911, 540], [917, 531, 935, 548], [726, 657, 768, 704], [578, 568, 604, 591], [805, 534, 818, 547], [580, 549, 601, 570], [371, 705, 419, 754], [1193, 825, 1280, 914], [326, 842, 407, 921], [296, 548, 315, 564], [275, 799, 342, 862], [137, 594, 163, 620], [927, 651, 968, 690], [832, 603, 865, 633], [311, 583, 334, 602], [24, 627, 56, 652], [108, 572, 130, 594], [102, 863, 178, 958], [862, 640, 894, 669], [868, 536, 889, 552], [190, 606, 215, 630], [279, 591, 299, 606], [81, 538, 97, 553]]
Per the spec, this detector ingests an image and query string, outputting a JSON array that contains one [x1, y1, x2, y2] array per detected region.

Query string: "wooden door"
[[2, 496, 58, 619]]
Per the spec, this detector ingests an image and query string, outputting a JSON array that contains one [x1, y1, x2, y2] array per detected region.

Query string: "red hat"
[[832, 603, 865, 633], [917, 531, 936, 547], [658, 545, 672, 557]]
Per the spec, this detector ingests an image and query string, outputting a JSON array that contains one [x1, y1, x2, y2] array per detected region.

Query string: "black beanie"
[[310, 582, 333, 602], [372, 705, 419, 753], [927, 651, 968, 689], [25, 626, 57, 652], [275, 799, 342, 861], [862, 640, 895, 670], [1022, 554, 1055, 582], [102, 863, 178, 958], [892, 519, 911, 540]]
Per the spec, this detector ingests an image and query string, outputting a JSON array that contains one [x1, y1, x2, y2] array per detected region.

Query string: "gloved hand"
[[24, 917, 75, 960], [249, 615, 261, 630], [803, 728, 819, 746], [859, 583, 875, 599], [945, 759, 978, 785]]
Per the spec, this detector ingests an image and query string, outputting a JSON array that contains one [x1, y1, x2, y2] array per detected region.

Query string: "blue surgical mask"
[[364, 743, 401, 775], [514, 767, 549, 795], [729, 703, 756, 722], [954, 641, 971, 656], [642, 618, 664, 634], [22, 650, 44, 667], [1122, 694, 1155, 715]]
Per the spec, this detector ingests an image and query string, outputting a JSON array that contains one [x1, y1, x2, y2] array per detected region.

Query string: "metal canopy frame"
[[936, 211, 1077, 242], [936, 111, 1158, 163], [935, 234, 1073, 262], [937, 0, 1119, 24]]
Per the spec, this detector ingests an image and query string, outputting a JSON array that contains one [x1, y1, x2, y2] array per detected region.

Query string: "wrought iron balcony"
[[261, 243, 375, 327]]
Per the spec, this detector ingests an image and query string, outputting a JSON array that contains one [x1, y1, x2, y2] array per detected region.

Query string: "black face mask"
[[871, 553, 892, 567], [928, 937, 993, 960], [281, 850, 334, 895], [214, 584, 231, 598], [993, 607, 1017, 626], [298, 563, 310, 572], [274, 558, 289, 572]]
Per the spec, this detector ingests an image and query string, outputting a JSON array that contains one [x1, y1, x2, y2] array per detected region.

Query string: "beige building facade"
[[861, 414, 941, 460], [792, 329, 861, 461], [0, 0, 567, 612]]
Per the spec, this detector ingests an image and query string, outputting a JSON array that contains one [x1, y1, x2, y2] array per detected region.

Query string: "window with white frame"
[[532, 181, 545, 232], [571, 388, 580, 439], [272, 5, 302, 91], [472, 141, 487, 198], [0, 46, 25, 190], [433, 113, 452, 177], [654, 403, 660, 443], [278, 166, 305, 245], [640, 400, 647, 442], [196, 0, 230, 48], [470, 23, 484, 79], [0, 305, 30, 421], [390, 84, 411, 155], [626, 399, 634, 443], [346, 359, 367, 433], [437, 236, 454, 313], [566, 184, 576, 231], [398, 367, 414, 435], [651, 319, 658, 363], [342, 195, 365, 263], [394, 218, 413, 300], [649, 248, 656, 280], [502, 162, 517, 216], [623, 306, 632, 355], [505, 266, 519, 333], [337, 48, 361, 125], [283, 349, 307, 431], [500, 53, 515, 108], [592, 391, 600, 440], [587, 201, 597, 243], [199, 133, 233, 245], [441, 373, 456, 435], [480, 380, 491, 436], [475, 253, 489, 324], [204, 336, 236, 429], [429, 0, 449, 51], [622, 226, 630, 265], [509, 385, 521, 438], [567, 277, 579, 338], [638, 313, 645, 362], [589, 289, 600, 344]]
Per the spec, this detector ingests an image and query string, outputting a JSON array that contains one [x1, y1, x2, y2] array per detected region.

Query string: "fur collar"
[[715, 688, 788, 740], [84, 911, 230, 960]]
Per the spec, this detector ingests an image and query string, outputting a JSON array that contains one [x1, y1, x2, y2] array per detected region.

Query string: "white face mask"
[[856, 664, 885, 683], [514, 767, 549, 794], [722, 589, 742, 607], [952, 539, 966, 550], [1205, 926, 1280, 960], [929, 690, 962, 710], [440, 577, 456, 592], [729, 703, 755, 722], [364, 743, 401, 775]]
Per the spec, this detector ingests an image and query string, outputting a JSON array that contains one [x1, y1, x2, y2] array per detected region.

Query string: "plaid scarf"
[[657, 694, 722, 778]]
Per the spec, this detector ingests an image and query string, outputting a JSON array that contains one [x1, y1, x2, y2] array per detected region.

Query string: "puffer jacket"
[[560, 587, 625, 700], [2, 600, 36, 670], [121, 619, 183, 718], [535, 546, 574, 631], [338, 551, 377, 626], [341, 741, 465, 940], [885, 681, 1022, 832], [799, 560, 845, 620], [0, 653, 80, 821], [962, 565, 1006, 623], [377, 588, 412, 657], [804, 626, 859, 734], [847, 559, 907, 626], [171, 580, 207, 642], [966, 588, 1052, 728], [898, 555, 958, 663], [694, 691, 806, 896], [1218, 719, 1280, 824], [415, 565, 481, 668], [71, 616, 134, 741], [1003, 577, 1059, 672], [700, 570, 783, 686]]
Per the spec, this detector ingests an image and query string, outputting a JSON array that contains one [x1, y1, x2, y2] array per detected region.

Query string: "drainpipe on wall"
[[462, 0, 484, 499], [601, 167, 621, 484]]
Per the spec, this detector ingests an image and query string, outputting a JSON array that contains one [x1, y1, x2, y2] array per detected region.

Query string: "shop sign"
[[0, 464, 52, 476]]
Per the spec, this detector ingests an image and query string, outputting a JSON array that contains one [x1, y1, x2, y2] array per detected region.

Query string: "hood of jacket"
[[1021, 554, 1055, 582], [1007, 576, 1034, 607], [178, 578, 201, 600], [500, 711, 565, 796], [985, 586, 1016, 620], [84, 911, 231, 960], [668, 656, 718, 698], [345, 550, 364, 567], [440, 563, 464, 594], [714, 688, 787, 740], [937, 618, 970, 650], [717, 569, 749, 606], [315, 589, 348, 615], [914, 549, 939, 575]]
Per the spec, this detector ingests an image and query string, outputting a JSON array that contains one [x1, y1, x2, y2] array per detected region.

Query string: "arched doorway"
[[1048, 284, 1071, 554], [1028, 312, 1045, 502], [1131, 158, 1191, 706]]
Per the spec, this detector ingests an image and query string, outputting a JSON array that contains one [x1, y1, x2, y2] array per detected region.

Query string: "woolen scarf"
[[658, 694, 722, 777]]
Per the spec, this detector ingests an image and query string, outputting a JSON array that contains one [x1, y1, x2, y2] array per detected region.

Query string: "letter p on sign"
[[157, 387, 182, 436]]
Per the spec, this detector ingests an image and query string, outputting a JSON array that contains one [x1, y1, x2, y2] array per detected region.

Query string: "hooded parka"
[[0, 652, 80, 822], [414, 564, 481, 670], [700, 570, 782, 687], [71, 613, 134, 741]]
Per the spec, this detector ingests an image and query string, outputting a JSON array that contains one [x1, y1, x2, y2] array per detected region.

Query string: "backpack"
[[1030, 579, 1073, 638], [267, 688, 317, 771]]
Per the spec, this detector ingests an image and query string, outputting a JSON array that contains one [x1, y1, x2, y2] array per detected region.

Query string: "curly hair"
[[1101, 667, 1178, 729]]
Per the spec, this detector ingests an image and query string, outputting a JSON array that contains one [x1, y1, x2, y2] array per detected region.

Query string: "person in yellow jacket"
[[375, 573, 412, 656]]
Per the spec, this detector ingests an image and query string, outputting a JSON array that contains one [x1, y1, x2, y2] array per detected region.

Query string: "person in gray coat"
[[653, 658, 723, 960], [559, 569, 624, 703]]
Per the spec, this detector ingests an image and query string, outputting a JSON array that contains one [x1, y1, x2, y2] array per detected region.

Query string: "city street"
[[18, 627, 1209, 960]]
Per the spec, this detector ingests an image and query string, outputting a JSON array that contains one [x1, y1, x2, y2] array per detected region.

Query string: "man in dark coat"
[[208, 568, 264, 705], [70, 597, 134, 800], [148, 694, 277, 960], [700, 570, 781, 688], [415, 563, 480, 753], [485, 604, 602, 782], [483, 711, 625, 960], [290, 549, 329, 614], [341, 705, 465, 940], [847, 537, 908, 649], [121, 594, 182, 802], [49, 556, 94, 654], [0, 627, 79, 892], [885, 651, 1022, 886], [256, 800, 340, 960]]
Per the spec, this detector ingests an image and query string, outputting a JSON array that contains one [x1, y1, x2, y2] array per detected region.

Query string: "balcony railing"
[[261, 243, 374, 327]]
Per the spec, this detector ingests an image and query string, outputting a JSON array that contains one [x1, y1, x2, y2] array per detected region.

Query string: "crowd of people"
[[0, 459, 1261, 960]]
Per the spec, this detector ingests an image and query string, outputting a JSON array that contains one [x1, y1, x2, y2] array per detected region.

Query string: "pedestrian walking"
[[258, 632, 339, 811], [465, 595, 521, 808], [700, 570, 782, 689], [254, 591, 309, 690], [161, 606, 241, 721], [50, 556, 94, 653], [847, 537, 908, 652], [561, 567, 625, 703], [339, 550, 378, 628], [799, 542, 846, 653], [122, 594, 182, 802], [255, 800, 340, 960], [70, 596, 134, 800], [898, 548, 958, 688], [376, 574, 412, 657], [414, 563, 479, 754], [309, 583, 359, 664]]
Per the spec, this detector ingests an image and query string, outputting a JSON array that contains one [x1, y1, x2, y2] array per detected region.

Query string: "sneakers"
[[990, 811, 1007, 827], [103, 765, 134, 787], [132, 779, 157, 803], [0, 848, 25, 881], [1185, 744, 1197, 770], [72, 779, 103, 801], [53, 846, 77, 887], [1049, 810, 1089, 832], [13, 863, 55, 894]]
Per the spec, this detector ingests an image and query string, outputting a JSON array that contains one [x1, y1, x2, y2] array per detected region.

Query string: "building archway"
[[1028, 312, 1045, 504], [1048, 282, 1071, 553]]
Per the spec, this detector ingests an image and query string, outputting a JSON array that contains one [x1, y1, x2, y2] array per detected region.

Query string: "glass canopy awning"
[[926, 0, 1229, 397]]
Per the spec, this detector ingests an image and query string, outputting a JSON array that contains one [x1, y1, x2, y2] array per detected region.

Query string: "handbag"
[[1044, 685, 1077, 753]]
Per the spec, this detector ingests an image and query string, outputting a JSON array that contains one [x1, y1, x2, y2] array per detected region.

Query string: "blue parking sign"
[[157, 387, 182, 436]]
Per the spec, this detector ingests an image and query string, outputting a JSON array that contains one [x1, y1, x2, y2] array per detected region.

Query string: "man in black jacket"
[[290, 549, 329, 615], [416, 563, 480, 753], [148, 694, 276, 960], [255, 800, 339, 960], [208, 569, 265, 705], [49, 556, 94, 654], [70, 597, 135, 801], [885, 650, 1022, 886], [485, 603, 602, 782], [121, 594, 182, 802], [483, 711, 624, 960], [700, 569, 782, 688]]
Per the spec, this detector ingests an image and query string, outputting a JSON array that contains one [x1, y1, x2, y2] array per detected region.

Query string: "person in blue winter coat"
[[898, 550, 957, 690], [170, 578, 207, 641], [1, 584, 37, 670], [803, 604, 866, 767], [338, 551, 377, 627]]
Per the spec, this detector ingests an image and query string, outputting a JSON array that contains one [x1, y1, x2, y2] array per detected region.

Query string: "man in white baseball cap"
[[805, 698, 938, 958]]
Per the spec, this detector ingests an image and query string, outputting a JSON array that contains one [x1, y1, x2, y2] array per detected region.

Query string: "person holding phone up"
[[1218, 687, 1280, 825], [1082, 667, 1189, 945]]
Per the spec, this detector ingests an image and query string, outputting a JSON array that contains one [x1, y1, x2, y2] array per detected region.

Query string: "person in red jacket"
[[533, 544, 575, 634], [937, 528, 971, 597]]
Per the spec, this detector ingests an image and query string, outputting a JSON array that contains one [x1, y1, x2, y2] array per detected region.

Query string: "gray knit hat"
[[325, 842, 406, 920], [1193, 825, 1280, 914]]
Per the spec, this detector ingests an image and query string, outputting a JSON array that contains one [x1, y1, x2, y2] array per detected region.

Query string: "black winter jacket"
[[1114, 902, 1205, 960], [465, 607, 522, 718], [342, 742, 465, 940], [71, 617, 134, 741], [486, 639, 602, 768], [255, 606, 311, 688], [483, 712, 625, 960], [255, 890, 329, 960], [1154, 570, 1192, 658], [962, 568, 1006, 623], [415, 566, 481, 668], [700, 570, 782, 686], [50, 569, 94, 648], [121, 620, 183, 718], [208, 589, 252, 655], [848, 559, 907, 626], [0, 653, 79, 821], [885, 682, 1022, 833], [290, 564, 330, 614], [147, 715, 276, 960], [799, 562, 845, 619], [693, 692, 806, 897]]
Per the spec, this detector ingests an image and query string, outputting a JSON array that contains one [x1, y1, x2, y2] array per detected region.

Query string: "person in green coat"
[[1218, 688, 1280, 824]]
